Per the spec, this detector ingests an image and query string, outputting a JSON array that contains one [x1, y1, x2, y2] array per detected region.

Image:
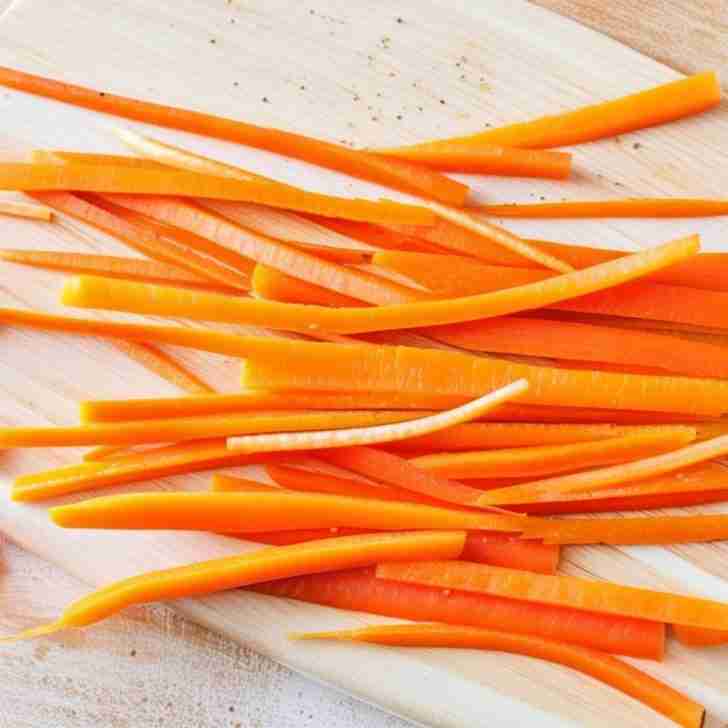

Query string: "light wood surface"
[[1, 1, 728, 727]]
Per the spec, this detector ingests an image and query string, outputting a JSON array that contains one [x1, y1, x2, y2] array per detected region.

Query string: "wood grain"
[[1, 1, 728, 727]]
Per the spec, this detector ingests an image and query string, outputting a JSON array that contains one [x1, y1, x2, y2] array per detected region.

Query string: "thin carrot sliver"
[[672, 624, 728, 647], [0, 531, 465, 642], [227, 381, 528, 454], [523, 514, 728, 545], [32, 191, 252, 290], [377, 143, 572, 178], [411, 429, 696, 479], [0, 199, 52, 220], [83, 445, 131, 462], [109, 340, 213, 395], [252, 568, 664, 658], [107, 195, 423, 305], [476, 434, 728, 505], [0, 248, 228, 290], [295, 623, 702, 728], [377, 559, 728, 630], [384, 72, 720, 151], [0, 65, 468, 205], [460, 533, 559, 574], [32, 149, 167, 169], [478, 198, 728, 218], [0, 410, 420, 448], [50, 491, 526, 533], [422, 315, 728, 380], [61, 233, 701, 333], [318, 446, 490, 507]]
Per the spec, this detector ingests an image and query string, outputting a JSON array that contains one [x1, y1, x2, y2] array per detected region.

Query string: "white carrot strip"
[[226, 379, 528, 452]]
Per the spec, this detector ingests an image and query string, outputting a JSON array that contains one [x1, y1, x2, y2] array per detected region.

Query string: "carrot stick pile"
[[3, 64, 728, 725]]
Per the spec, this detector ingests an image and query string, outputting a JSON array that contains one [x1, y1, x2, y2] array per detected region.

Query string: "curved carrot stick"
[[377, 143, 572, 178], [411, 429, 696, 479], [295, 623, 703, 728], [382, 72, 720, 150], [109, 340, 213, 395], [107, 195, 423, 305], [0, 65, 468, 205], [318, 446, 490, 508], [50, 492, 526, 532], [0, 531, 465, 641], [523, 514, 728, 545], [0, 410, 419, 448], [61, 233, 701, 333], [252, 568, 665, 658], [476, 434, 728, 506], [478, 198, 728, 218], [377, 560, 728, 630], [227, 381, 529, 454]]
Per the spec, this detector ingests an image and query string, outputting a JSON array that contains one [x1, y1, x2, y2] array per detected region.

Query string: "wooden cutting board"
[[2, 1, 728, 725]]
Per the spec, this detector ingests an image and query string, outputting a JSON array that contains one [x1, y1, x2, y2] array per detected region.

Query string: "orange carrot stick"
[[296, 623, 702, 728], [0, 199, 52, 220], [476, 434, 728, 505], [1, 531, 465, 642], [382, 72, 720, 151], [460, 532, 559, 574], [0, 410, 419, 448], [32, 191, 253, 290], [109, 340, 213, 395], [422, 315, 728, 379], [672, 624, 728, 648], [0, 162, 435, 225], [83, 445, 130, 462], [62, 233, 701, 333], [31, 149, 167, 169], [377, 560, 728, 630], [523, 514, 728, 545], [478, 198, 728, 218], [377, 143, 572, 178], [252, 567, 665, 658], [281, 242, 370, 265], [235, 337, 728, 416], [318, 446, 491, 507], [107, 195, 423, 305], [411, 429, 696, 479], [252, 263, 365, 307], [12, 440, 274, 502], [0, 66, 468, 205], [50, 492, 526, 533], [0, 248, 231, 290]]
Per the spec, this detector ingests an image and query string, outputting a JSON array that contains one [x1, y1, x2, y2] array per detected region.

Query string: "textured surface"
[[1, 1, 728, 727]]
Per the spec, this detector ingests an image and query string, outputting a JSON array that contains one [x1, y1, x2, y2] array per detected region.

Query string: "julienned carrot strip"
[[12, 441, 273, 502], [109, 340, 214, 395], [14, 462, 108, 487], [107, 196, 423, 306], [377, 560, 728, 630], [234, 337, 728, 416], [672, 624, 728, 647], [0, 410, 419, 448], [303, 216, 447, 254], [385, 72, 720, 151], [0, 162, 435, 225], [411, 429, 696, 479], [523, 514, 728, 545], [377, 143, 572, 178], [423, 315, 728, 380], [0, 66, 468, 205], [375, 250, 728, 332], [50, 492, 526, 533], [383, 226, 728, 291], [460, 533, 560, 574], [0, 249, 231, 291], [0, 199, 52, 220], [318, 446, 490, 507], [252, 568, 665, 658], [228, 382, 529, 455], [62, 233, 701, 333], [478, 199, 728, 218], [31, 149, 168, 169], [1, 531, 465, 642], [83, 445, 130, 462], [296, 623, 702, 728], [31, 191, 253, 290], [476, 434, 728, 506], [252, 263, 365, 307]]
